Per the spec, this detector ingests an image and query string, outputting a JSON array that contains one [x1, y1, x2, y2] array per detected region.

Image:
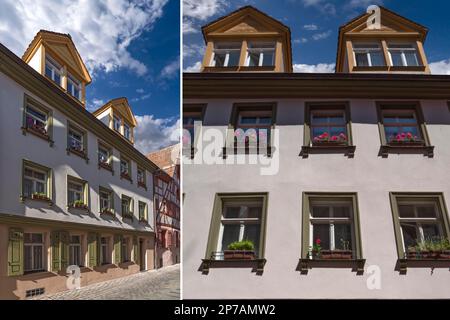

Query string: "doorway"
[[139, 239, 145, 271]]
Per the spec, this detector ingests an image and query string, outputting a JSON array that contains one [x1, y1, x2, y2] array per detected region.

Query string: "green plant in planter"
[[227, 240, 255, 251], [73, 200, 86, 207], [340, 238, 350, 251], [410, 237, 450, 252]]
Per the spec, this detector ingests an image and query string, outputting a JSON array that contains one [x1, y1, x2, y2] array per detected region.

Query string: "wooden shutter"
[[87, 233, 98, 268], [8, 228, 23, 276], [114, 234, 122, 264], [51, 231, 61, 272], [133, 235, 139, 264], [60, 231, 69, 270]]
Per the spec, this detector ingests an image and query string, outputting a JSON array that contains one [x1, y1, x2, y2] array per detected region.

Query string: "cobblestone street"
[[38, 264, 180, 300]]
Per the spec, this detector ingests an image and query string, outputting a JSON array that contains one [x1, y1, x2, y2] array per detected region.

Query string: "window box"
[[138, 181, 146, 189], [68, 147, 88, 159], [121, 172, 132, 181], [69, 201, 89, 211], [311, 249, 353, 260], [139, 217, 148, 224], [25, 124, 50, 139], [100, 208, 115, 216], [98, 161, 113, 172], [123, 213, 134, 220], [223, 250, 256, 260], [407, 249, 450, 260], [32, 193, 51, 202], [388, 140, 425, 147]]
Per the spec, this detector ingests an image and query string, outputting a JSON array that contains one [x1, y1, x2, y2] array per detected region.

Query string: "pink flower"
[[406, 132, 413, 139], [322, 132, 329, 137], [400, 133, 406, 139], [313, 137, 320, 142], [339, 133, 347, 141], [331, 135, 338, 141], [316, 239, 321, 245]]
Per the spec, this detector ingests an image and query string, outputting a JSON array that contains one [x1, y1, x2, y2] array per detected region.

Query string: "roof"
[[23, 30, 92, 84], [147, 144, 180, 178], [0, 41, 158, 172], [92, 97, 138, 127]]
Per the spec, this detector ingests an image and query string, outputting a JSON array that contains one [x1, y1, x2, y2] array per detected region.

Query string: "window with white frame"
[[67, 74, 82, 100], [246, 42, 276, 67], [45, 56, 62, 86], [137, 168, 145, 185], [25, 103, 49, 135], [98, 144, 111, 165], [309, 200, 355, 254], [353, 43, 385, 67], [211, 43, 241, 67], [121, 195, 133, 217], [217, 200, 262, 259], [23, 164, 48, 198], [124, 123, 131, 140], [120, 158, 130, 177], [100, 237, 110, 265], [388, 43, 421, 67], [99, 188, 113, 212], [69, 235, 82, 266], [68, 179, 85, 207], [139, 201, 147, 221], [68, 126, 85, 152], [24, 233, 44, 272], [113, 116, 121, 132]]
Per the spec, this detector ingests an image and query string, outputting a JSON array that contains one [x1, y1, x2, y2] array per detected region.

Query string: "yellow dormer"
[[93, 98, 138, 144], [336, 6, 430, 74], [22, 30, 92, 105], [201, 6, 292, 73]]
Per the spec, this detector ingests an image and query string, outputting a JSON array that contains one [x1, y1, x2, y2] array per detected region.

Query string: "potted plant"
[[310, 238, 322, 258], [101, 207, 114, 216], [98, 160, 112, 171], [313, 132, 347, 146], [388, 132, 423, 146], [310, 238, 353, 260], [32, 192, 50, 201], [407, 238, 450, 260], [71, 200, 88, 210], [223, 240, 256, 260]]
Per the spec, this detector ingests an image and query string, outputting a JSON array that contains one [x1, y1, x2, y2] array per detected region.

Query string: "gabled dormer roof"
[[93, 97, 138, 127], [336, 6, 428, 72], [23, 30, 92, 84], [202, 5, 293, 72]]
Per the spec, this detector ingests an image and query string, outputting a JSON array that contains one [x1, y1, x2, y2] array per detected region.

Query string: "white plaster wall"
[[183, 98, 450, 299], [96, 109, 110, 126], [28, 46, 42, 73], [0, 72, 154, 232]]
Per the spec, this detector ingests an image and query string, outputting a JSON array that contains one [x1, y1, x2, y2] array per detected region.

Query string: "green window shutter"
[[114, 235, 122, 265], [87, 233, 98, 268], [51, 231, 61, 272], [8, 228, 24, 276], [60, 231, 69, 270], [133, 236, 138, 264]]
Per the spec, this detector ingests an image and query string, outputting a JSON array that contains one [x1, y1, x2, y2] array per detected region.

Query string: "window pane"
[[355, 52, 369, 66], [416, 206, 437, 218], [422, 224, 441, 241], [221, 224, 240, 251], [243, 224, 260, 254], [248, 52, 260, 66], [45, 65, 52, 78], [405, 52, 419, 66], [311, 206, 330, 218], [329, 127, 347, 137], [370, 51, 385, 66], [223, 205, 261, 219], [399, 205, 415, 217], [24, 246, 32, 271], [24, 179, 33, 197], [334, 224, 352, 250], [262, 52, 274, 66], [333, 206, 351, 218], [214, 53, 226, 67], [312, 224, 330, 250], [259, 117, 272, 124], [33, 245, 43, 270], [228, 52, 240, 67], [390, 52, 404, 66], [312, 127, 329, 138], [401, 223, 419, 249], [240, 116, 258, 124], [35, 181, 45, 194], [32, 234, 43, 243]]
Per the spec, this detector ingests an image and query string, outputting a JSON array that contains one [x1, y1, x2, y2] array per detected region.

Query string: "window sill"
[[389, 66, 426, 72], [20, 196, 53, 206], [21, 127, 54, 146], [137, 182, 147, 190], [352, 66, 389, 72], [122, 213, 134, 221], [67, 148, 89, 163], [396, 258, 450, 274], [379, 144, 434, 158], [200, 258, 266, 275], [203, 66, 239, 72], [222, 146, 274, 158], [98, 162, 114, 175], [100, 209, 115, 217], [239, 66, 276, 72], [139, 218, 149, 225], [68, 205, 90, 213], [300, 145, 356, 158], [120, 173, 133, 183], [297, 258, 366, 275]]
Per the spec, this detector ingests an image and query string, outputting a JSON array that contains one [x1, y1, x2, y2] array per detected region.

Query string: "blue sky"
[[183, 0, 450, 74], [0, 0, 180, 154]]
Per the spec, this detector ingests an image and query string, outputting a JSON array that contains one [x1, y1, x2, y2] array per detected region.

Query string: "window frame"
[[245, 42, 276, 67], [21, 159, 52, 203], [120, 156, 132, 182], [97, 141, 113, 173], [24, 232, 45, 273], [389, 192, 450, 260], [69, 235, 82, 267], [22, 95, 53, 144], [301, 192, 363, 260], [210, 42, 242, 68], [137, 167, 146, 188], [99, 186, 114, 215], [387, 43, 422, 67], [205, 193, 269, 261], [183, 104, 206, 158], [67, 122, 88, 161], [45, 55, 62, 87], [138, 201, 148, 222], [113, 115, 121, 132], [66, 175, 89, 210], [67, 73, 82, 101], [121, 195, 134, 219], [352, 42, 386, 67]]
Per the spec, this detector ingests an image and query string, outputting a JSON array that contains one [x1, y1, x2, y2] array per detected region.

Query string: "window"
[[67, 124, 87, 157], [139, 201, 148, 221], [121, 195, 133, 218], [124, 123, 131, 140], [377, 103, 430, 148], [236, 110, 272, 147], [388, 44, 421, 67], [69, 235, 82, 266], [246, 42, 275, 67], [205, 193, 268, 261], [113, 116, 121, 132], [353, 43, 385, 67], [122, 238, 129, 262], [98, 143, 112, 166], [22, 160, 51, 201], [211, 43, 241, 67], [390, 193, 450, 260], [100, 237, 110, 265], [67, 177, 87, 209], [310, 108, 348, 145], [302, 193, 363, 261], [120, 158, 131, 180], [137, 168, 146, 187], [24, 101, 50, 138], [99, 187, 113, 214], [24, 233, 44, 272], [67, 74, 82, 100], [183, 105, 204, 147], [45, 56, 62, 86]]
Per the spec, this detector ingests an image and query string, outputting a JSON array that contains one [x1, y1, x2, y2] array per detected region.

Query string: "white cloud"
[[312, 30, 332, 41], [160, 58, 180, 79], [303, 24, 318, 31], [131, 93, 152, 102], [183, 44, 206, 58], [184, 61, 202, 72], [136, 88, 145, 94], [293, 63, 335, 73], [0, 0, 169, 77], [301, 0, 336, 15], [183, 19, 198, 34], [430, 59, 450, 75], [134, 115, 180, 154], [88, 98, 106, 111], [183, 0, 227, 20], [348, 0, 383, 9], [294, 38, 309, 44]]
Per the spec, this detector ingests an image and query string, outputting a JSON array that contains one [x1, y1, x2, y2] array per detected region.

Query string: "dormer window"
[[113, 116, 121, 132], [67, 74, 82, 100], [211, 43, 241, 67], [124, 123, 131, 140], [246, 42, 275, 67], [45, 56, 62, 86], [388, 44, 421, 67], [353, 43, 385, 67]]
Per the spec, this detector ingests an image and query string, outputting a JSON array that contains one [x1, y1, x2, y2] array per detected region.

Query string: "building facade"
[[148, 144, 181, 268], [183, 6, 450, 299], [0, 31, 157, 299]]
